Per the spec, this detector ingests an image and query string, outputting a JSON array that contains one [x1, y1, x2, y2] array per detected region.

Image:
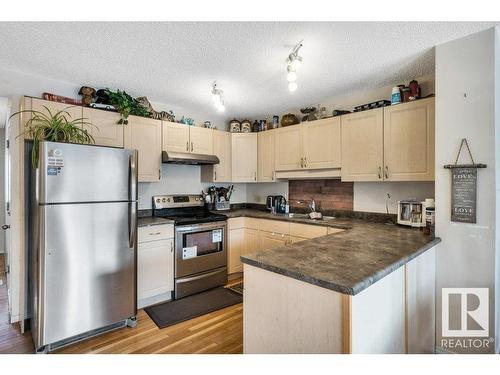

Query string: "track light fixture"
[[286, 40, 303, 92], [211, 81, 225, 112]]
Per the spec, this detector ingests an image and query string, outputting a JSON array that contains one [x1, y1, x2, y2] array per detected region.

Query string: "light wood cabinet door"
[[82, 107, 124, 148], [341, 108, 384, 181], [231, 133, 258, 182], [383, 98, 435, 181], [212, 130, 231, 182], [189, 126, 213, 155], [275, 125, 302, 171], [258, 129, 276, 182], [137, 238, 174, 304], [302, 117, 341, 169], [244, 228, 260, 255], [228, 228, 244, 274], [259, 231, 289, 251], [162, 121, 190, 153], [125, 116, 162, 182]]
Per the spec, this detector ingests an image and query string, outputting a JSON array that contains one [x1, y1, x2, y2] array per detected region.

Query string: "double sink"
[[282, 213, 337, 221]]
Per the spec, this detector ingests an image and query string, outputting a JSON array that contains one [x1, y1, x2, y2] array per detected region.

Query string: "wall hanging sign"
[[444, 138, 487, 224]]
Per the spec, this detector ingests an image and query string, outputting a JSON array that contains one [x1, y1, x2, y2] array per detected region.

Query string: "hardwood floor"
[[0, 254, 34, 354], [0, 263, 243, 354]]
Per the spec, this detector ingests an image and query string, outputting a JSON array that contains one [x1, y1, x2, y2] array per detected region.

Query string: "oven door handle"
[[176, 268, 227, 284], [175, 223, 227, 233]]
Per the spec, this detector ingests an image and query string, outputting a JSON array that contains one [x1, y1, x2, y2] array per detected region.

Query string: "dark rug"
[[226, 282, 243, 295], [144, 287, 242, 329]]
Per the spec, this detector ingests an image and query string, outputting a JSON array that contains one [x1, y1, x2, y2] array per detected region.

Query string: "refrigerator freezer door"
[[39, 202, 136, 346], [39, 141, 136, 204]]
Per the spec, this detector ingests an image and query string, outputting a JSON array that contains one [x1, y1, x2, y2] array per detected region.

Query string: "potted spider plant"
[[10, 105, 96, 168]]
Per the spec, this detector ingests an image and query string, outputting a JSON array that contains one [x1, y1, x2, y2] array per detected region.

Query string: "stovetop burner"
[[152, 194, 227, 225]]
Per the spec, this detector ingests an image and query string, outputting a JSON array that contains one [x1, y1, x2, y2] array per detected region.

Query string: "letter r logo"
[[442, 288, 489, 337]]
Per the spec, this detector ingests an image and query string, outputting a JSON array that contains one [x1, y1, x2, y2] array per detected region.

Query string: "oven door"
[[175, 221, 227, 278]]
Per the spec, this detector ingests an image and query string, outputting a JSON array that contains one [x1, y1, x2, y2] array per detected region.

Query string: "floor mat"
[[226, 282, 243, 295], [144, 287, 242, 329]]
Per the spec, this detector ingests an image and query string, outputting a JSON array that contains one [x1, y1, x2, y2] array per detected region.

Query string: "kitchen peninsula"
[[238, 212, 440, 354]]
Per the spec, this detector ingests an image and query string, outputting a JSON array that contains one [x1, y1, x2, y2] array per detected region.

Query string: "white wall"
[[246, 182, 288, 204], [138, 164, 246, 210], [354, 182, 435, 214], [435, 27, 499, 353]]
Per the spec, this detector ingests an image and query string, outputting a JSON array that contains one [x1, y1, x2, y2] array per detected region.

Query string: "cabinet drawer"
[[138, 224, 174, 243], [258, 219, 289, 235], [228, 217, 245, 230], [289, 223, 328, 239], [327, 227, 345, 235]]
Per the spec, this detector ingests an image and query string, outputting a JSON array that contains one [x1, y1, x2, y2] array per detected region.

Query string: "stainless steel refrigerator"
[[27, 141, 138, 353]]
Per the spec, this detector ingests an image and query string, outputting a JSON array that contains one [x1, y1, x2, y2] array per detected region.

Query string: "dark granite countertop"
[[137, 216, 174, 227], [222, 209, 440, 296]]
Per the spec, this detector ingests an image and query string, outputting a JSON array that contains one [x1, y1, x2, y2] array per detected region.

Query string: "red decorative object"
[[42, 93, 82, 106]]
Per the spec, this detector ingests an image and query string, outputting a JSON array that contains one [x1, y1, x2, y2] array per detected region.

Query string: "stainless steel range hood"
[[162, 151, 220, 165]]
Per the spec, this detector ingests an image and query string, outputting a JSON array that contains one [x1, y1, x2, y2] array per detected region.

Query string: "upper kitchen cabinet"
[[257, 129, 276, 182], [302, 117, 341, 169], [383, 97, 435, 181], [275, 125, 302, 171], [232, 133, 257, 182], [82, 107, 124, 148], [31, 98, 83, 121], [189, 126, 214, 155], [162, 122, 213, 155], [341, 108, 384, 181], [275, 118, 341, 172], [201, 129, 231, 182], [162, 121, 190, 153], [125, 116, 162, 182]]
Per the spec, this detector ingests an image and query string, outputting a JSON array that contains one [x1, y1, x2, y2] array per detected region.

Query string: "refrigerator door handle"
[[129, 151, 138, 249], [129, 151, 138, 201], [129, 202, 137, 249]]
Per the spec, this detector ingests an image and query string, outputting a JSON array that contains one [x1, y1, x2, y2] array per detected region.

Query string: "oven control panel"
[[153, 195, 204, 209]]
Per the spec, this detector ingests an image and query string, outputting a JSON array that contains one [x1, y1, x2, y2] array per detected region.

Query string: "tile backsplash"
[[288, 180, 354, 211]]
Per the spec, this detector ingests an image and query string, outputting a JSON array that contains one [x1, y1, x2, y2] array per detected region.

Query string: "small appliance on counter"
[[266, 195, 287, 214], [397, 199, 435, 228]]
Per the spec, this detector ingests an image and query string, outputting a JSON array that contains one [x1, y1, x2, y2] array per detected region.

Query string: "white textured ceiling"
[[0, 22, 497, 120]]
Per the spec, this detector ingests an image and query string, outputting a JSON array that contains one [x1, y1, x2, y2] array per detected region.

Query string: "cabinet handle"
[[272, 171, 275, 181], [254, 171, 257, 181], [385, 165, 389, 179], [171, 241, 174, 252], [214, 171, 217, 181], [159, 168, 161, 180], [377, 166, 382, 179], [304, 156, 307, 168], [191, 142, 194, 152], [149, 232, 162, 236], [186, 141, 189, 151], [300, 157, 304, 168]]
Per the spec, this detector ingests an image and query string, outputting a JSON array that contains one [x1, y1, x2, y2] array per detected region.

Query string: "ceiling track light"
[[211, 81, 225, 112], [286, 40, 303, 92]]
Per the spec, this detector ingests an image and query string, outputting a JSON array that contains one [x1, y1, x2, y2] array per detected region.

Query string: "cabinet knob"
[[191, 142, 194, 152], [384, 165, 389, 179], [2, 224, 10, 230], [300, 157, 304, 168], [378, 166, 382, 179], [304, 157, 307, 168]]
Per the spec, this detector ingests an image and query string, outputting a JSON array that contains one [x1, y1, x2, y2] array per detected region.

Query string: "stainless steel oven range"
[[152, 195, 227, 299]]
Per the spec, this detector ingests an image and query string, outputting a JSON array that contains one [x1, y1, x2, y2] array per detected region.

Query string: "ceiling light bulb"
[[287, 69, 297, 82], [289, 57, 302, 70], [288, 82, 298, 92]]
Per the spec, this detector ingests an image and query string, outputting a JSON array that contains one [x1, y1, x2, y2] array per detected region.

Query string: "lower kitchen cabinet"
[[244, 228, 259, 255], [259, 230, 289, 251], [228, 227, 244, 274], [137, 224, 174, 308]]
